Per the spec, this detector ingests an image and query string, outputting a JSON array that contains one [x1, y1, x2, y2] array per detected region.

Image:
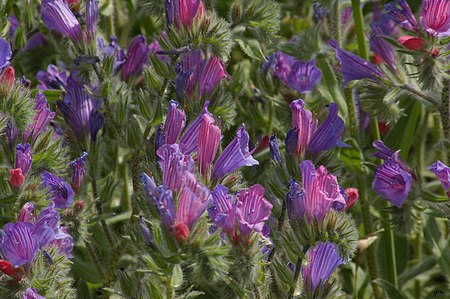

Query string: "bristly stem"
[[351, 0, 398, 293], [331, 0, 341, 45], [439, 79, 450, 163], [289, 246, 309, 298]]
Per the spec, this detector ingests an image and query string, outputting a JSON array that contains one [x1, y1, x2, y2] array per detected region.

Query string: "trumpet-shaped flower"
[[41, 0, 83, 43], [420, 0, 450, 37], [41, 171, 74, 209], [24, 93, 55, 143], [15, 144, 32, 175], [70, 152, 88, 192], [121, 36, 150, 81], [384, 0, 419, 31]]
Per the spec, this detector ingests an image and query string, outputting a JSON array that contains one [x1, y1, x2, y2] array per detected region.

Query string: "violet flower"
[[6, 120, 18, 149], [429, 160, 450, 192], [8, 16, 18, 40], [372, 140, 413, 208], [370, 15, 397, 70], [329, 39, 384, 86], [85, 0, 98, 40], [18, 202, 35, 223], [157, 144, 195, 191], [0, 38, 12, 70], [24, 93, 56, 143], [269, 134, 282, 163], [178, 102, 211, 154], [198, 114, 221, 177], [70, 152, 88, 192], [23, 288, 47, 299], [41, 171, 75, 209], [149, 39, 171, 64], [121, 35, 150, 81], [37, 64, 68, 91], [98, 36, 127, 74], [165, 0, 204, 28], [420, 0, 450, 37], [52, 227, 74, 258], [287, 160, 346, 223], [41, 0, 83, 43], [56, 72, 104, 146], [384, 0, 419, 31], [164, 100, 186, 144], [212, 125, 259, 179], [175, 50, 230, 99], [0, 222, 39, 268], [302, 241, 346, 292], [208, 184, 236, 237], [15, 144, 32, 176], [34, 203, 60, 248]]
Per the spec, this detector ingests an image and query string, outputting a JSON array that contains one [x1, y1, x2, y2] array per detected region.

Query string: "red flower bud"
[[344, 188, 359, 210], [174, 223, 189, 243], [0, 66, 14, 90], [9, 168, 24, 188], [0, 260, 16, 276], [74, 200, 85, 212], [398, 36, 424, 51]]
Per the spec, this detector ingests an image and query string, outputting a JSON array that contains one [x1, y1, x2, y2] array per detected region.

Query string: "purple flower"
[[265, 52, 322, 93], [370, 17, 397, 70], [269, 134, 282, 162], [178, 102, 210, 154], [141, 173, 176, 229], [8, 16, 18, 40], [0, 222, 38, 268], [139, 216, 156, 249], [34, 203, 60, 248], [56, 72, 104, 146], [52, 226, 73, 258], [175, 50, 230, 99], [86, 0, 98, 40], [149, 39, 171, 63], [121, 35, 150, 82], [98, 36, 126, 74], [18, 202, 35, 223], [165, 0, 203, 28], [70, 152, 88, 192], [155, 124, 166, 154], [164, 100, 186, 144], [37, 64, 68, 91], [25, 33, 48, 50], [6, 120, 18, 149], [198, 114, 221, 177], [235, 184, 273, 237], [208, 184, 236, 237], [384, 0, 419, 31], [23, 288, 47, 299], [0, 38, 12, 70], [329, 39, 384, 86], [157, 144, 195, 191], [429, 160, 450, 192], [41, 0, 83, 43], [373, 140, 412, 174], [373, 159, 412, 208], [313, 3, 329, 21], [420, 0, 450, 37], [212, 125, 259, 179], [287, 160, 346, 223], [24, 93, 56, 143], [302, 241, 345, 292], [41, 171, 74, 209], [15, 144, 32, 176]]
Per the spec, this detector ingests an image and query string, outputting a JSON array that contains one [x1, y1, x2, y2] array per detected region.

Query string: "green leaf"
[[421, 190, 450, 203], [171, 264, 183, 289], [373, 279, 406, 299], [235, 38, 267, 61]]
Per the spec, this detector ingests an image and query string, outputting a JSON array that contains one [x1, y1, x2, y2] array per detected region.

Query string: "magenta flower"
[[329, 39, 384, 86], [286, 99, 348, 158], [157, 144, 195, 191], [302, 242, 345, 292], [15, 144, 32, 176], [41, 171, 75, 209], [175, 50, 230, 99], [121, 35, 150, 82], [24, 93, 56, 143], [384, 0, 419, 31], [34, 204, 60, 248], [0, 222, 38, 268], [287, 160, 346, 223], [165, 0, 204, 28], [0, 38, 12, 70], [420, 0, 450, 37], [429, 160, 450, 192], [198, 114, 221, 177], [70, 152, 88, 192], [18, 202, 35, 223], [23, 288, 47, 299], [164, 100, 186, 144], [52, 226, 74, 258], [41, 0, 83, 43], [208, 184, 236, 237], [212, 125, 259, 179], [372, 141, 413, 208]]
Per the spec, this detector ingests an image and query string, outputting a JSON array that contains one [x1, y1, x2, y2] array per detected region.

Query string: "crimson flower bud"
[[9, 168, 24, 187], [398, 36, 424, 51]]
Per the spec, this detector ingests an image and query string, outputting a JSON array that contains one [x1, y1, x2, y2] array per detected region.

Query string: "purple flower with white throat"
[[286, 99, 348, 159], [121, 35, 150, 82], [212, 125, 259, 179], [287, 160, 346, 223], [24, 93, 56, 143], [302, 241, 346, 293], [70, 152, 88, 192], [41, 171, 74, 209], [372, 140, 413, 208], [41, 0, 83, 43], [384, 0, 419, 31], [0, 38, 12, 70], [56, 72, 104, 146], [420, 0, 450, 37], [0, 222, 38, 268], [329, 39, 384, 86], [15, 144, 32, 176], [429, 160, 450, 193]]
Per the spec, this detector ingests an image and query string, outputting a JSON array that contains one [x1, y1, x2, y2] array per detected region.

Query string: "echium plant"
[[0, 0, 449, 298]]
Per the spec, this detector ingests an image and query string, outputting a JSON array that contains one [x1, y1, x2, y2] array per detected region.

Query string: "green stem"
[[351, 0, 367, 60], [288, 256, 303, 299], [439, 79, 450, 162], [330, 0, 341, 45]]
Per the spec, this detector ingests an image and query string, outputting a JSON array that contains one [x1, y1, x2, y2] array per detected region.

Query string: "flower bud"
[[174, 222, 189, 243], [0, 260, 16, 276], [0, 66, 14, 90], [398, 36, 424, 51], [74, 200, 85, 213], [344, 188, 359, 210], [9, 168, 24, 187]]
